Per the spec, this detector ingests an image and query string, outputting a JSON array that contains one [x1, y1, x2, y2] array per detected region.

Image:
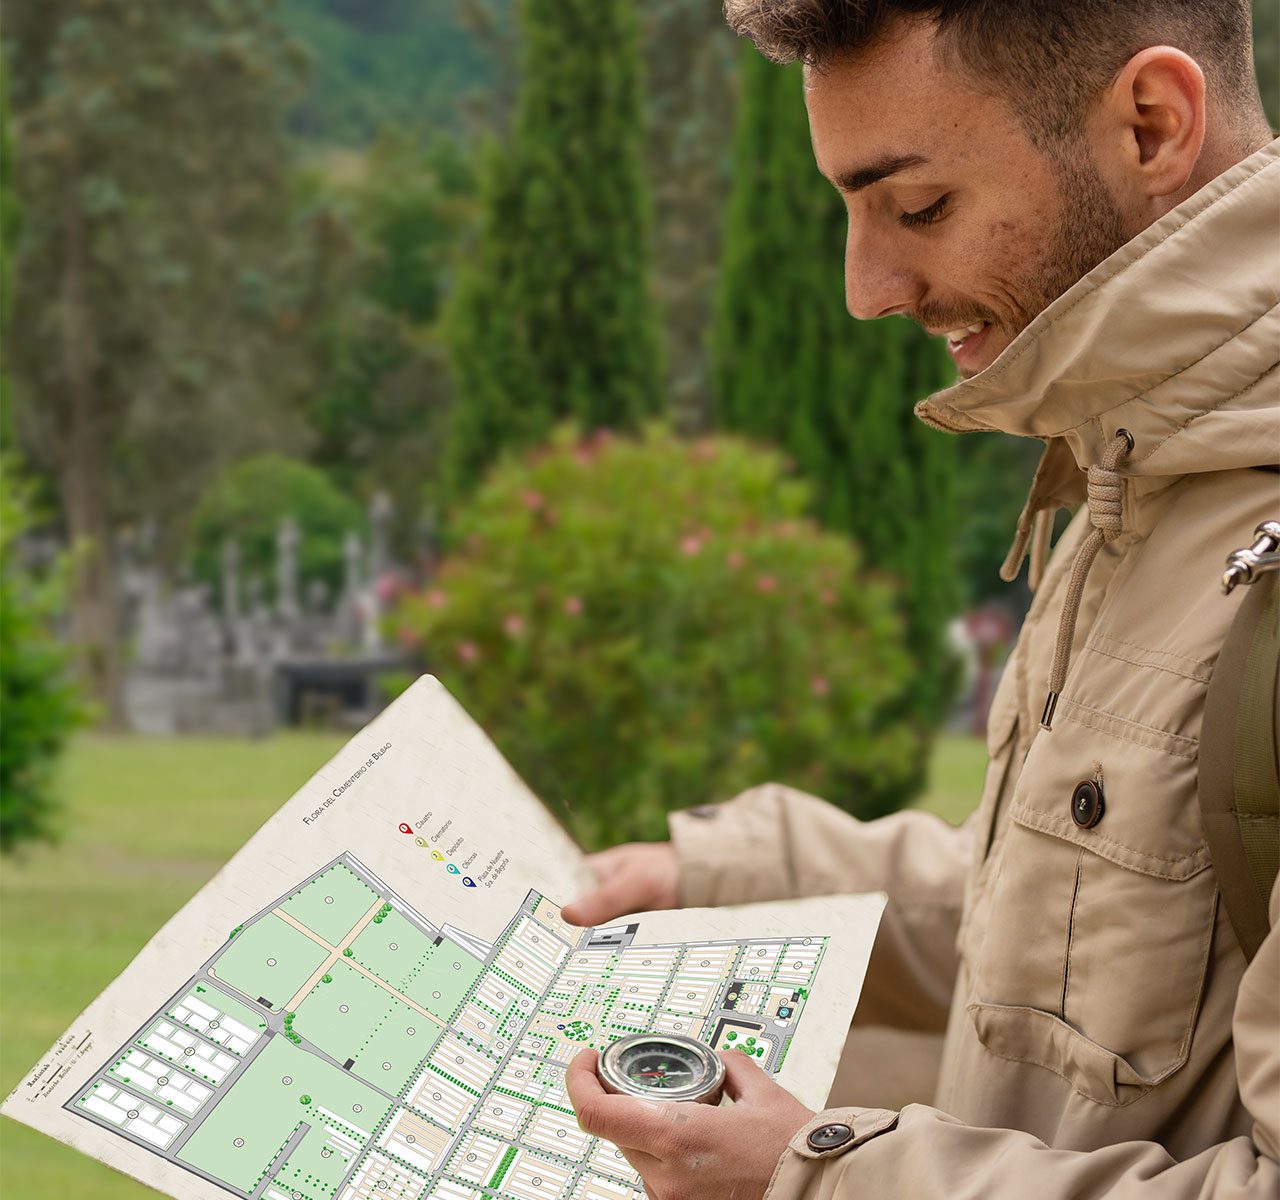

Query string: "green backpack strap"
[[1199, 564, 1280, 962]]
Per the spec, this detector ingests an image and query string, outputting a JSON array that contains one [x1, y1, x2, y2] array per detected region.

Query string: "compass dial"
[[598, 1034, 725, 1104]]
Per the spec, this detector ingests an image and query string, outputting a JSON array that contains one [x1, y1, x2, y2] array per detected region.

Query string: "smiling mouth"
[[939, 320, 991, 349]]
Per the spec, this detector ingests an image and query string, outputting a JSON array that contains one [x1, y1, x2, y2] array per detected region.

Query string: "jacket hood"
[[915, 135, 1280, 478]]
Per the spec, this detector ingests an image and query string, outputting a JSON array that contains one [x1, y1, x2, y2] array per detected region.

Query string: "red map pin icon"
[[398, 823, 413, 835]]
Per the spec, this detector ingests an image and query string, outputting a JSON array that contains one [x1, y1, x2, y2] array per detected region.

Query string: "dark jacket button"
[[1071, 780, 1105, 828], [807, 1122, 854, 1151]]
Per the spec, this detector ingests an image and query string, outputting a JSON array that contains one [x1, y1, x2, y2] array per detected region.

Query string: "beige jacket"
[[670, 136, 1280, 1197]]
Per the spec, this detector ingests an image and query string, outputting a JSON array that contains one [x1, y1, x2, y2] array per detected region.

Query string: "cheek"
[[960, 212, 1042, 293]]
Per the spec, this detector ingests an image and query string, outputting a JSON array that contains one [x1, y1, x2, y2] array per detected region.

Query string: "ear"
[[1103, 45, 1206, 199]]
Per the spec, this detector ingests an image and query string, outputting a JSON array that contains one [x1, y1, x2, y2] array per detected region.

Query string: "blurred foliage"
[[189, 454, 365, 603], [0, 464, 87, 851], [3, 0, 324, 717], [1255, 0, 1279, 129], [392, 425, 919, 849], [0, 60, 16, 331], [639, 1, 737, 430], [0, 59, 17, 448], [282, 0, 507, 143], [443, 0, 663, 502], [714, 50, 962, 794], [303, 134, 475, 539]]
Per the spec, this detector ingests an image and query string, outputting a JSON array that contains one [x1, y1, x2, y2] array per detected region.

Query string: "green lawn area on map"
[[293, 960, 443, 1092], [210, 913, 330, 1012], [0, 733, 984, 1199], [273, 1120, 359, 1200], [348, 910, 483, 1020], [175, 1035, 391, 1194], [280, 860, 380, 947]]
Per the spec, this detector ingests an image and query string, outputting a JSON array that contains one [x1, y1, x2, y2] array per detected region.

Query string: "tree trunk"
[[59, 142, 124, 727]]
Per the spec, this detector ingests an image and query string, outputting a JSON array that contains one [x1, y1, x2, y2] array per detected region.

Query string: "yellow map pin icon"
[[430, 849, 444, 861], [415, 837, 428, 848]]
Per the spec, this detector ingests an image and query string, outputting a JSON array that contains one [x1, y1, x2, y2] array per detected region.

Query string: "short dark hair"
[[724, 0, 1261, 148]]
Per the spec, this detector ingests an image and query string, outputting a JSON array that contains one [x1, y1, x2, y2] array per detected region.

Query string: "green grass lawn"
[[0, 731, 984, 1198]]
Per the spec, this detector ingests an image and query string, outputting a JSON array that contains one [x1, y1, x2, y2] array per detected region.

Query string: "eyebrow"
[[831, 152, 930, 193]]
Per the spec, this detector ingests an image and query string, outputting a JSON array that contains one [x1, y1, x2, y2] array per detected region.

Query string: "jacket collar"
[[915, 136, 1280, 478]]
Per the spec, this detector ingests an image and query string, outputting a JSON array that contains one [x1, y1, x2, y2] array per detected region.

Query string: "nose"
[[843, 215, 922, 321]]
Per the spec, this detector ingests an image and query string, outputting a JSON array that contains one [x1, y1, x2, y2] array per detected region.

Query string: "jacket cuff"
[[763, 1108, 900, 1200], [790, 1107, 900, 1158], [667, 785, 795, 908]]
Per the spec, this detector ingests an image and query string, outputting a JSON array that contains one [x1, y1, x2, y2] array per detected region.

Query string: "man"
[[560, 2, 1280, 1198]]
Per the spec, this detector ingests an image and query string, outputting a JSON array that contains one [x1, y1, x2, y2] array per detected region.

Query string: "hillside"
[[281, 0, 510, 144]]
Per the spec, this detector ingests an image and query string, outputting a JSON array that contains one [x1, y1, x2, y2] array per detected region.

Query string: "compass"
[[597, 1033, 726, 1104]]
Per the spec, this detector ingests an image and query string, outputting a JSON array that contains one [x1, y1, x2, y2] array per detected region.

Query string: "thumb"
[[720, 1048, 782, 1104], [561, 870, 636, 927]]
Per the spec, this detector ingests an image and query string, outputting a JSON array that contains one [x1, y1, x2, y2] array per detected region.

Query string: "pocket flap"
[[1009, 717, 1212, 881], [968, 1003, 1175, 1106]]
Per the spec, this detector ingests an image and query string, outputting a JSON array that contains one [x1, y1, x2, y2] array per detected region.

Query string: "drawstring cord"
[[1040, 429, 1133, 730]]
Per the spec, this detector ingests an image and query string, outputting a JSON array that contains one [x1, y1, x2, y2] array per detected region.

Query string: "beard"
[[1007, 142, 1133, 339]]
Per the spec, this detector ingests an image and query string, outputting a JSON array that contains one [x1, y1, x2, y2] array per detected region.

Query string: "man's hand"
[[560, 842, 680, 927], [565, 1047, 813, 1200]]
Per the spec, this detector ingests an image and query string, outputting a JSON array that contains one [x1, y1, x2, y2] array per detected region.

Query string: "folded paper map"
[[2, 675, 885, 1200]]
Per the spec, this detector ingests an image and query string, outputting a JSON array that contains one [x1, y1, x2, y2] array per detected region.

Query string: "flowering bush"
[[392, 424, 919, 848]]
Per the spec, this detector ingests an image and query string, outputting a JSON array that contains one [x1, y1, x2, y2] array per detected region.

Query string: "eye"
[[898, 194, 949, 229]]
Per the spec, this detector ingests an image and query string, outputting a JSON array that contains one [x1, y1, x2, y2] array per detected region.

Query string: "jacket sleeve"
[[668, 783, 975, 1030], [765, 876, 1280, 1200]]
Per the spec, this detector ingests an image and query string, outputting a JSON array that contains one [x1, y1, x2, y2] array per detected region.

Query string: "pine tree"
[[443, 0, 662, 500], [713, 49, 961, 809]]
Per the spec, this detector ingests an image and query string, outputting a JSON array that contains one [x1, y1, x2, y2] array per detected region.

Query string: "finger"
[[561, 867, 640, 927], [565, 1050, 670, 1153], [720, 1048, 783, 1104], [565, 1048, 603, 1100]]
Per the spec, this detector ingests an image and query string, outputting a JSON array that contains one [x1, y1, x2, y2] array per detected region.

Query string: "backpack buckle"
[[1222, 520, 1280, 594]]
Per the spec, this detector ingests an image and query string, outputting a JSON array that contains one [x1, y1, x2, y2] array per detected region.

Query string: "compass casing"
[[597, 1033, 726, 1104]]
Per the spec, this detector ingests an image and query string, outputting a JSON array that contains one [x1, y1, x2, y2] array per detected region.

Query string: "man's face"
[[805, 17, 1133, 379]]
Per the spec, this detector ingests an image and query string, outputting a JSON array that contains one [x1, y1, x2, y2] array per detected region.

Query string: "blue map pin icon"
[[446, 863, 460, 874], [462, 877, 476, 888]]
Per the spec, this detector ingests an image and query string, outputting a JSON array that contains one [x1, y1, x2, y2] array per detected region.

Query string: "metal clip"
[[1222, 520, 1280, 594]]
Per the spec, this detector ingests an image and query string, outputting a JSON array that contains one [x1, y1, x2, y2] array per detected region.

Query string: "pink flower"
[[503, 614, 525, 638], [375, 573, 400, 603], [726, 550, 745, 570], [456, 641, 479, 663], [680, 535, 702, 557], [395, 626, 418, 649], [755, 574, 778, 594], [563, 596, 583, 617], [521, 489, 545, 511], [426, 589, 447, 609], [810, 675, 830, 697]]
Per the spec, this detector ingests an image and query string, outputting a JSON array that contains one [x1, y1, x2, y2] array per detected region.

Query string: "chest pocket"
[[968, 715, 1218, 1106]]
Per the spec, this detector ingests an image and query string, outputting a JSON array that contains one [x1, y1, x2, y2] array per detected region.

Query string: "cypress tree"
[[444, 0, 662, 499], [713, 48, 961, 809]]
